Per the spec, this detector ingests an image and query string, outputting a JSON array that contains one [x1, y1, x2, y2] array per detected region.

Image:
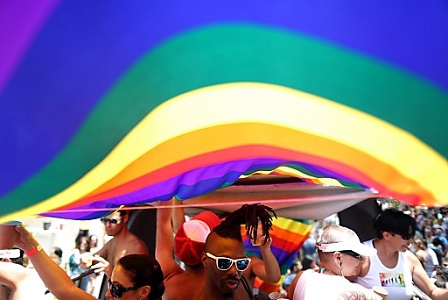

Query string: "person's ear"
[[140, 285, 150, 299], [201, 252, 208, 266], [123, 213, 129, 223], [383, 231, 392, 240], [332, 252, 342, 266]]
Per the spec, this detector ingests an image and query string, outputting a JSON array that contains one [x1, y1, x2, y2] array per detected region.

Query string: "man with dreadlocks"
[[229, 204, 281, 296], [196, 204, 280, 300]]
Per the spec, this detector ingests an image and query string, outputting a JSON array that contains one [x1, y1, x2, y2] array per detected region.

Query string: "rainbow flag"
[[1, 1, 447, 222]]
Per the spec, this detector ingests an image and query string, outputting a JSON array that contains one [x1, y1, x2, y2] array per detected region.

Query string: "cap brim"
[[318, 242, 377, 256], [0, 249, 20, 259]]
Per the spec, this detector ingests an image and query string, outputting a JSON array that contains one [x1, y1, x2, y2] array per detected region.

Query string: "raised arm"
[[156, 203, 182, 279], [250, 238, 281, 283], [14, 225, 95, 300], [171, 199, 186, 233]]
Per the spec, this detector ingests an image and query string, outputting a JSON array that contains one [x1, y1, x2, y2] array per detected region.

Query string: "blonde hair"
[[316, 224, 360, 247]]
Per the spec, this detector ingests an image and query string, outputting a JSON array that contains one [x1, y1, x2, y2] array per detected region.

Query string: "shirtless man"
[[0, 252, 47, 300], [197, 221, 252, 300], [94, 208, 149, 277], [156, 203, 220, 300]]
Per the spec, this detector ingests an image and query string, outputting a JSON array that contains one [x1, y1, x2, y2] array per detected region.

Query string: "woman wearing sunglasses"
[[288, 224, 382, 300], [354, 208, 448, 300], [13, 225, 164, 300]]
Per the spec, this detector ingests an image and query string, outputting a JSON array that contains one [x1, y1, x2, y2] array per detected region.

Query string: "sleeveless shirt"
[[355, 239, 414, 300]]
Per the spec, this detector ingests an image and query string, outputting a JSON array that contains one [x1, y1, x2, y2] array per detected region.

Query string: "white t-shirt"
[[425, 247, 439, 277], [355, 239, 414, 300]]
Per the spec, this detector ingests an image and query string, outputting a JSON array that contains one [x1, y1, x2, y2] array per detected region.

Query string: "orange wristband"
[[26, 245, 42, 257]]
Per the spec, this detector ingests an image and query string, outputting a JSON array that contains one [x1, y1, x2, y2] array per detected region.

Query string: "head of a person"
[[433, 237, 443, 249], [301, 254, 317, 270], [202, 225, 249, 297], [413, 237, 427, 251], [89, 234, 98, 248], [282, 273, 297, 292], [49, 246, 63, 265], [316, 224, 376, 278], [201, 204, 275, 297], [75, 235, 90, 252], [101, 209, 129, 237], [174, 211, 221, 267], [106, 254, 165, 300], [424, 225, 433, 239], [442, 256, 448, 268], [374, 209, 417, 251], [289, 258, 302, 274]]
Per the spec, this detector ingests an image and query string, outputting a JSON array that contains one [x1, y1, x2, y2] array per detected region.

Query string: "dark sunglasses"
[[100, 217, 122, 225], [340, 250, 362, 260], [108, 280, 141, 298], [206, 252, 251, 271], [391, 232, 413, 240]]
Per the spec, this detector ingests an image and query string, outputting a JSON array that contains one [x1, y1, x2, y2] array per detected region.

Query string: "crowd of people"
[[3, 202, 448, 299]]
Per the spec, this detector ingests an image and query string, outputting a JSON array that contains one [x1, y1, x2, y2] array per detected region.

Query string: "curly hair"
[[118, 254, 165, 300], [218, 203, 277, 245]]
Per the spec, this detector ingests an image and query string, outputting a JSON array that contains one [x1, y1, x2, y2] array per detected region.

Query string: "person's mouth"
[[224, 279, 239, 290]]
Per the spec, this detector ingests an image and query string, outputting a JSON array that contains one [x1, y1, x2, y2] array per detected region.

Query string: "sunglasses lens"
[[217, 258, 232, 270], [340, 250, 361, 260], [101, 218, 118, 225], [236, 259, 250, 271], [402, 233, 412, 240], [108, 281, 123, 298]]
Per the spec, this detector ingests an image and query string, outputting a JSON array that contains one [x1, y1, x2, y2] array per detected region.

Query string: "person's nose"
[[226, 263, 240, 276]]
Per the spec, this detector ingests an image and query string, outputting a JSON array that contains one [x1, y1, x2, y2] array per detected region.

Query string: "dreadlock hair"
[[218, 203, 277, 245]]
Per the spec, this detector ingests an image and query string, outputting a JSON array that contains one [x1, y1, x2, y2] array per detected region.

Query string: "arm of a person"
[[14, 226, 94, 300], [156, 205, 182, 279], [171, 199, 186, 233], [250, 238, 281, 283], [287, 270, 304, 299], [0, 261, 27, 287], [406, 251, 448, 300]]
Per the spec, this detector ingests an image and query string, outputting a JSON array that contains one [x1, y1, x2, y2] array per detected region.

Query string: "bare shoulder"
[[288, 270, 305, 299], [95, 238, 112, 257], [405, 250, 423, 270], [124, 232, 149, 254]]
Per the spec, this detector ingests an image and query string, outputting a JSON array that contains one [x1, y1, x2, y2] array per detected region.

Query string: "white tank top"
[[355, 239, 414, 300]]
